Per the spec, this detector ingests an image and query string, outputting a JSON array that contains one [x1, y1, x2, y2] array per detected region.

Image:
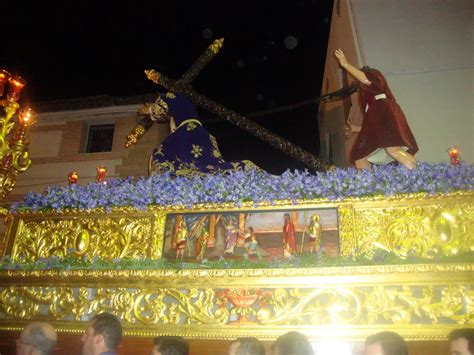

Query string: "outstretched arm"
[[334, 49, 371, 85]]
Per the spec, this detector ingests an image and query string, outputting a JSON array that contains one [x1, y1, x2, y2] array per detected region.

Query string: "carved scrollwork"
[[1, 283, 471, 328], [354, 202, 474, 258], [10, 213, 166, 261]]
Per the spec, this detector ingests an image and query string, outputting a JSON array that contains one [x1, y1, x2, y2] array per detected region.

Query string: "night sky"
[[2, 1, 333, 173]]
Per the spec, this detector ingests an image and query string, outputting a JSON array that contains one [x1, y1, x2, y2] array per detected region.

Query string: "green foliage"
[[2, 250, 473, 271]]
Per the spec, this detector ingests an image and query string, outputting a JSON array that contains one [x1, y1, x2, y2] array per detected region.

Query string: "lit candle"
[[68, 172, 79, 184], [96, 166, 107, 182], [14, 108, 34, 142], [7, 76, 26, 102], [0, 69, 11, 96], [447, 146, 460, 166], [19, 108, 33, 127]]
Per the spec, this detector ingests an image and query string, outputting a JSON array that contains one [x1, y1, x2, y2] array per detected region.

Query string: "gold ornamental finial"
[[144, 69, 161, 85], [125, 125, 146, 148], [209, 38, 224, 54]]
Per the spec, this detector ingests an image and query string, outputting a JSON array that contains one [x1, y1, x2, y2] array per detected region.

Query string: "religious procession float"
[[0, 39, 473, 344]]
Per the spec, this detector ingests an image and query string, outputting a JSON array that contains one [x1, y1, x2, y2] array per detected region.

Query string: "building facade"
[[6, 95, 169, 204]]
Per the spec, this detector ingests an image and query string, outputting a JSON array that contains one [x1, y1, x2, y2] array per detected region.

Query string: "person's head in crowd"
[[151, 336, 189, 355], [228, 337, 265, 355], [81, 312, 122, 355], [448, 328, 474, 355], [16, 322, 57, 355], [272, 331, 314, 355], [364, 331, 408, 355]]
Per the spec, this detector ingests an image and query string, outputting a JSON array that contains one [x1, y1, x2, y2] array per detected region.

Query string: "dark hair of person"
[[272, 331, 314, 355], [153, 336, 189, 355], [232, 337, 265, 355], [448, 328, 474, 353], [24, 325, 56, 355], [365, 331, 408, 355], [91, 313, 123, 351]]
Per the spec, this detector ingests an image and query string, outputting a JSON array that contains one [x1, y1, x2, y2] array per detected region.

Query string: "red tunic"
[[283, 220, 297, 253], [350, 68, 418, 164]]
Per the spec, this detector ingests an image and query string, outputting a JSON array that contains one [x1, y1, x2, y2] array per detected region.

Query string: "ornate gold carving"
[[0, 262, 473, 340], [125, 124, 146, 148], [338, 205, 355, 257], [0, 283, 472, 327], [144, 69, 161, 85], [354, 200, 474, 258], [0, 98, 32, 200], [9, 212, 165, 261], [363, 285, 474, 325], [209, 38, 224, 54]]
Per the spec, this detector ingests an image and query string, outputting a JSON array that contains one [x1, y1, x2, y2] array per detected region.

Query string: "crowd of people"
[[14, 313, 474, 355]]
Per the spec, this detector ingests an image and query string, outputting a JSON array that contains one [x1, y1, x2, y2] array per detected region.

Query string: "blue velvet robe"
[[149, 93, 259, 176]]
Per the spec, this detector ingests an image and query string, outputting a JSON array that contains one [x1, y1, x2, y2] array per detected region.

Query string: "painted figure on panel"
[[196, 228, 210, 260], [163, 209, 339, 262], [243, 226, 260, 257], [282, 213, 296, 257], [307, 213, 322, 253], [224, 218, 240, 254], [174, 217, 188, 260]]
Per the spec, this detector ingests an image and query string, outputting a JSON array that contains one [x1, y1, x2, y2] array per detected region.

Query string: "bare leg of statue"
[[355, 157, 372, 170], [385, 146, 416, 169]]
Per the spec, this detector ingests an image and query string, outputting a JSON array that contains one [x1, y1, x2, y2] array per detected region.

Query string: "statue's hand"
[[138, 104, 152, 115], [334, 49, 349, 67], [344, 123, 352, 138]]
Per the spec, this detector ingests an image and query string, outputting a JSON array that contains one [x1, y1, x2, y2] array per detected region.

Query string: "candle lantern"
[[7, 76, 26, 102], [96, 166, 107, 183], [0, 70, 11, 96], [447, 146, 461, 166], [14, 108, 34, 142], [68, 172, 79, 184]]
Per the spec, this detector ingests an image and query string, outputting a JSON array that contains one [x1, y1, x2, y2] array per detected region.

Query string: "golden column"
[[0, 69, 34, 210]]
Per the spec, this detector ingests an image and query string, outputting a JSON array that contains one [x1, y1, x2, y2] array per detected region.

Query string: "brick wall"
[[5, 110, 163, 204], [31, 116, 137, 164]]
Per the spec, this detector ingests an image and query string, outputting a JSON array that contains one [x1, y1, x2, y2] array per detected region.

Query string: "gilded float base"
[[0, 264, 473, 341], [1, 191, 473, 341]]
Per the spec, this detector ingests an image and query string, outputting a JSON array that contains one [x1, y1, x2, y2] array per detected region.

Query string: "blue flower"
[[9, 163, 474, 212]]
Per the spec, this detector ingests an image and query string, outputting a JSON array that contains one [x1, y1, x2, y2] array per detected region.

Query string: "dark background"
[[1, 1, 333, 173]]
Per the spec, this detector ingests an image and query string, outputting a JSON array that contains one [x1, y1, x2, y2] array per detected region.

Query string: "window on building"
[[85, 124, 115, 153]]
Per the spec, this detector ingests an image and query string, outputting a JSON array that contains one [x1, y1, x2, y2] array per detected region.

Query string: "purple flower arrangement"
[[11, 162, 474, 212]]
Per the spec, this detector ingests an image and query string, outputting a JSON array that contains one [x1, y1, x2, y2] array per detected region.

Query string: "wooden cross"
[[130, 38, 329, 172]]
